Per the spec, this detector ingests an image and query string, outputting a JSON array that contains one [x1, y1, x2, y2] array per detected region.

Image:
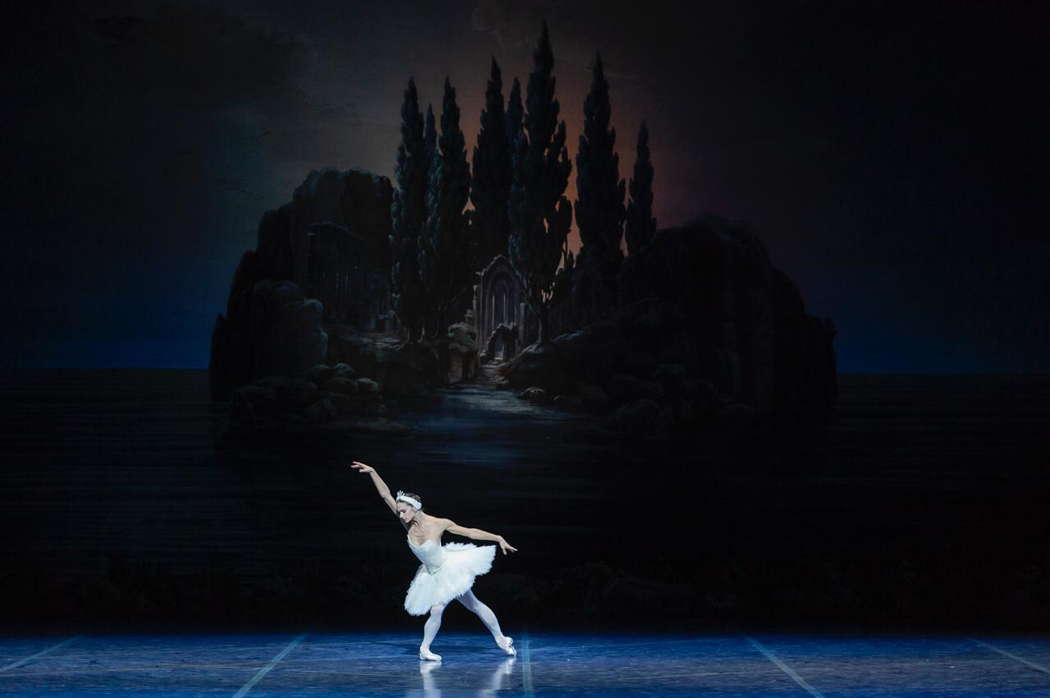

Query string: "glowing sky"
[[5, 0, 1048, 372]]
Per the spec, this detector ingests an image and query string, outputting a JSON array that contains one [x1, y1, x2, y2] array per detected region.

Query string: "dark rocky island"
[[209, 166, 836, 441]]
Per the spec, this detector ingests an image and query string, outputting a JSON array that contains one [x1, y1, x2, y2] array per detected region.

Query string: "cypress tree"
[[423, 103, 437, 181], [416, 103, 438, 333], [390, 77, 426, 342], [574, 52, 626, 307], [508, 19, 573, 346], [505, 75, 524, 215], [471, 58, 511, 268], [419, 77, 472, 338], [625, 120, 656, 256]]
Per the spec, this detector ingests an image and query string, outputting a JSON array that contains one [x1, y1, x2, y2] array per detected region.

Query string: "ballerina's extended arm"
[[445, 520, 518, 554], [348, 460, 398, 515]]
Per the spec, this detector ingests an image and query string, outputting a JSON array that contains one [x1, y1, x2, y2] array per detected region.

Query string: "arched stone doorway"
[[474, 255, 526, 362]]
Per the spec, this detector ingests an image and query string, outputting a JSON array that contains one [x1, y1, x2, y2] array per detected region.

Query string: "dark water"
[[2, 369, 1049, 631]]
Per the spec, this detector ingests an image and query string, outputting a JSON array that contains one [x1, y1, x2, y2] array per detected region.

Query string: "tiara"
[[396, 490, 422, 510]]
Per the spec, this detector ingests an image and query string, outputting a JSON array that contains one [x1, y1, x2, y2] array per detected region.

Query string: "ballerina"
[[349, 460, 519, 661]]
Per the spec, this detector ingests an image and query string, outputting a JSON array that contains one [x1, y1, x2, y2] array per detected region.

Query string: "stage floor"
[[1, 629, 1049, 696]]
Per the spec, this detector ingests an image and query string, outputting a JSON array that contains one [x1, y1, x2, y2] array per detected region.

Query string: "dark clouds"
[[3, 0, 1048, 371]]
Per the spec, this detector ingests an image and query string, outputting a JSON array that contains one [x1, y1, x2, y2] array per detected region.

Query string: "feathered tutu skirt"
[[404, 542, 497, 616]]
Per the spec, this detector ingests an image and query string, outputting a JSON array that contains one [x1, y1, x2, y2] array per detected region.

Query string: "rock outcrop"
[[325, 325, 446, 396], [502, 214, 837, 427], [210, 279, 328, 402], [227, 361, 411, 435], [210, 168, 397, 402]]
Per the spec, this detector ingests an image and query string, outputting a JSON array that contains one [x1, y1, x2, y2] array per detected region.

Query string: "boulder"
[[718, 402, 757, 423], [521, 387, 547, 403], [287, 380, 321, 407], [604, 373, 663, 404], [326, 325, 442, 396], [302, 397, 338, 423], [385, 339, 444, 395], [226, 364, 387, 431], [325, 376, 359, 395], [576, 382, 610, 412], [302, 363, 338, 386], [606, 398, 663, 437], [500, 342, 573, 395], [255, 375, 293, 390], [327, 392, 355, 413], [355, 377, 380, 393]]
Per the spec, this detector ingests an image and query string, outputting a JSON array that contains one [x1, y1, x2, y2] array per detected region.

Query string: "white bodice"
[[407, 535, 446, 573]]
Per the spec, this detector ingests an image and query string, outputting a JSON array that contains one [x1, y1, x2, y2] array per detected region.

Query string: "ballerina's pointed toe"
[[496, 636, 516, 656]]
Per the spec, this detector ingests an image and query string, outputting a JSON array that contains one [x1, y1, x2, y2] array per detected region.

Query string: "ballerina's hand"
[[498, 538, 518, 555], [349, 460, 375, 474]]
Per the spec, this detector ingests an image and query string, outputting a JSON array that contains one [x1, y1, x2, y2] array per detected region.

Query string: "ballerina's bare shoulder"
[[404, 513, 448, 546]]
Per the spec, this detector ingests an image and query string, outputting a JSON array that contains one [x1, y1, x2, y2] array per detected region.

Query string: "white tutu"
[[404, 536, 497, 616]]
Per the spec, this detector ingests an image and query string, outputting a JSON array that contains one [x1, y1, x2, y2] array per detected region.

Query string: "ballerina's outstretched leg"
[[457, 588, 515, 656], [419, 601, 447, 660]]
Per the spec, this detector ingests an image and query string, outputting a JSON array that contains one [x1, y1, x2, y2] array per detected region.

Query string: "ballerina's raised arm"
[[349, 460, 399, 516]]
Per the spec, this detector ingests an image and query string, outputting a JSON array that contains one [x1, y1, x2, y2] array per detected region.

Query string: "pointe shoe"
[[419, 647, 442, 661], [496, 635, 516, 656]]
